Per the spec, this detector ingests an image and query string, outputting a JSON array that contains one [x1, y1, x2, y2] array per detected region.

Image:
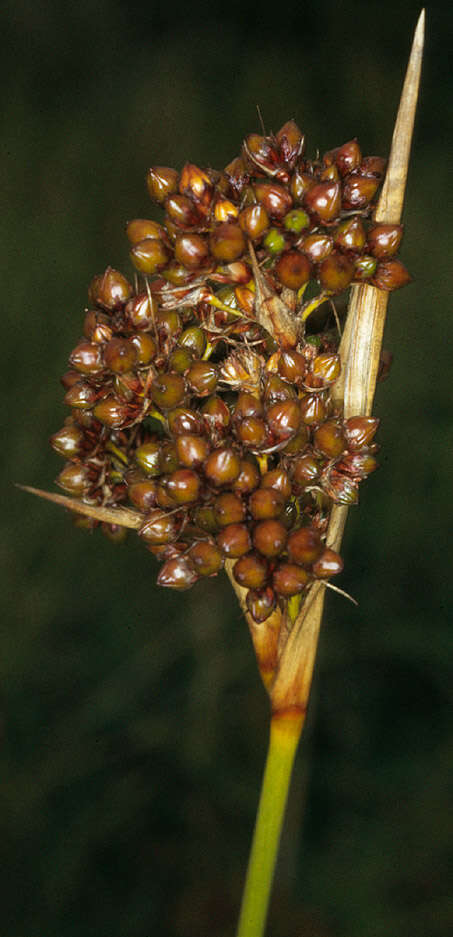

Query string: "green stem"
[[236, 710, 304, 937]]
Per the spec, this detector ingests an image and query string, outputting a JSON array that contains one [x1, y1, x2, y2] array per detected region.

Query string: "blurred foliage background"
[[2, 1, 452, 935]]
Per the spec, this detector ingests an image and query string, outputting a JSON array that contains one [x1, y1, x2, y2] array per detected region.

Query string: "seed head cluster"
[[50, 120, 409, 621]]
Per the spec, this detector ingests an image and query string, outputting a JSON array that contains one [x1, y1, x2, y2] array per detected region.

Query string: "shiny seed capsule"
[[157, 556, 198, 590], [189, 540, 223, 576], [314, 420, 346, 458], [312, 549, 344, 579], [287, 526, 323, 566], [273, 563, 310, 596], [216, 523, 252, 557], [246, 586, 276, 623], [233, 553, 269, 589], [252, 519, 287, 558], [205, 448, 241, 486]]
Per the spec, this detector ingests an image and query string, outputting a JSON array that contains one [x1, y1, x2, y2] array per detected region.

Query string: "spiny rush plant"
[[22, 13, 424, 937]]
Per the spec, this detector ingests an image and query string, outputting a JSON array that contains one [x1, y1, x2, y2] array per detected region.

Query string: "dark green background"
[[3, 1, 452, 935]]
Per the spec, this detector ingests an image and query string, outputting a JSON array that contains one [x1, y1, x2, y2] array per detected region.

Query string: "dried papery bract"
[[20, 12, 424, 937]]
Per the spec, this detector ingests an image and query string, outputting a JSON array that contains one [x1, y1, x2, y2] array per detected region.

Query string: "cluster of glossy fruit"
[[50, 120, 408, 621]]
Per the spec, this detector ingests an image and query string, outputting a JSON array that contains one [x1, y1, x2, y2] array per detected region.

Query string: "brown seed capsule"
[[287, 526, 323, 566], [214, 198, 239, 222], [151, 372, 186, 409], [293, 452, 320, 486], [318, 250, 355, 293], [234, 393, 264, 421], [233, 552, 269, 589], [232, 458, 261, 494], [336, 451, 379, 478], [146, 166, 179, 204], [301, 233, 333, 264], [290, 170, 315, 203], [372, 259, 411, 291], [328, 139, 362, 176], [168, 407, 205, 436], [56, 462, 90, 496], [156, 310, 182, 339], [179, 326, 207, 358], [174, 233, 210, 269], [367, 223, 403, 259], [278, 350, 306, 383], [201, 395, 231, 433], [89, 267, 133, 311], [130, 332, 157, 366], [209, 222, 246, 262], [276, 120, 305, 168], [50, 424, 84, 458], [125, 292, 158, 330], [69, 342, 104, 376], [176, 434, 209, 468], [312, 548, 344, 578], [205, 448, 241, 486], [260, 468, 292, 499], [304, 181, 341, 223], [266, 399, 301, 440], [189, 540, 223, 576], [314, 420, 346, 458], [334, 216, 366, 252], [299, 394, 327, 425], [312, 353, 341, 385], [238, 203, 270, 240], [236, 417, 268, 448], [93, 395, 129, 428], [273, 562, 310, 596], [61, 369, 82, 391], [254, 181, 293, 219], [344, 416, 379, 450], [103, 338, 137, 374], [249, 487, 285, 520], [243, 133, 280, 176], [179, 163, 213, 209], [360, 156, 386, 178], [165, 193, 201, 227], [157, 556, 198, 590], [135, 440, 162, 476], [322, 470, 359, 505], [282, 427, 309, 455], [64, 381, 97, 410], [246, 586, 276, 623], [101, 523, 128, 544], [166, 468, 201, 504], [342, 173, 379, 210], [130, 237, 169, 275], [275, 249, 311, 290], [158, 442, 179, 475], [128, 480, 158, 511], [264, 375, 296, 404], [253, 519, 287, 558], [126, 218, 166, 245], [161, 262, 194, 285], [187, 361, 218, 396], [216, 523, 252, 557], [214, 492, 246, 527]]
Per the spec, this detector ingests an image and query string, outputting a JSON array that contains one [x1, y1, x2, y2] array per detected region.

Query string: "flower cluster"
[[50, 120, 409, 621]]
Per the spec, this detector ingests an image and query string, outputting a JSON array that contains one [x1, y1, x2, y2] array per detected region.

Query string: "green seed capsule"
[[263, 227, 287, 254], [283, 209, 310, 233]]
